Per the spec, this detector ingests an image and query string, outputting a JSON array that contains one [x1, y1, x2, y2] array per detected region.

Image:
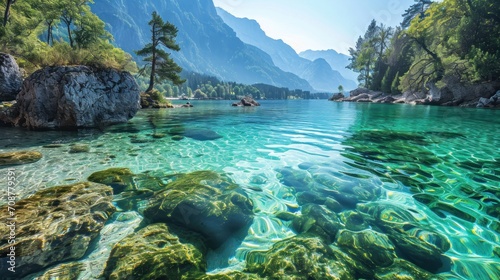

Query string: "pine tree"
[[136, 11, 184, 93]]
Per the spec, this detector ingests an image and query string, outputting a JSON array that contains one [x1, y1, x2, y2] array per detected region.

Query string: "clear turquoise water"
[[0, 100, 499, 279]]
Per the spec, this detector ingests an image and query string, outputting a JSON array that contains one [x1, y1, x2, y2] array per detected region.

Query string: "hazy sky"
[[212, 0, 415, 55]]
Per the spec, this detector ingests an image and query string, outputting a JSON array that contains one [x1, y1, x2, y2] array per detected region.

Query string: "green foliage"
[[0, 0, 136, 73], [350, 0, 500, 95], [348, 20, 394, 89]]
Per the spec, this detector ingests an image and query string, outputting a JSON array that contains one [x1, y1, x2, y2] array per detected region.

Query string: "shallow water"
[[0, 100, 499, 279]]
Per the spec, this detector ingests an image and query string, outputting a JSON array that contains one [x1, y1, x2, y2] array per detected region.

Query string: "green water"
[[0, 100, 499, 279]]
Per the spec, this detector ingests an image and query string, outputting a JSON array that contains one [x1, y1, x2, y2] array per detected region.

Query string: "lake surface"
[[1, 100, 499, 279]]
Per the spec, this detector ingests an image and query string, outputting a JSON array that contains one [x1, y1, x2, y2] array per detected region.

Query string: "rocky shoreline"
[[332, 80, 500, 108]]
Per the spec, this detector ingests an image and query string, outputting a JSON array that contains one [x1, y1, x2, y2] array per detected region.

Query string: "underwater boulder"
[[0, 150, 42, 166], [103, 223, 206, 280], [143, 171, 254, 249], [339, 210, 369, 232], [33, 262, 85, 280], [276, 167, 314, 193], [385, 226, 451, 273], [246, 234, 356, 279], [291, 204, 342, 243], [336, 229, 396, 268], [375, 258, 443, 280], [197, 271, 262, 279], [357, 202, 451, 272], [0, 182, 115, 279]]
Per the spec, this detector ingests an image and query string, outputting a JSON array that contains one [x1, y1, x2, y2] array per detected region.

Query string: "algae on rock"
[[0, 150, 42, 166], [246, 235, 356, 280], [143, 171, 254, 249], [0, 182, 115, 279], [103, 223, 206, 280]]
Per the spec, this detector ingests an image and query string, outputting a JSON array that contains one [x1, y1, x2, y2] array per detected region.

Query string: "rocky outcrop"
[[329, 92, 344, 101], [103, 224, 206, 280], [232, 96, 260, 107], [0, 182, 115, 279], [2, 66, 140, 129], [477, 90, 500, 108], [334, 78, 500, 107], [0, 150, 42, 166], [143, 171, 254, 249], [0, 53, 23, 101]]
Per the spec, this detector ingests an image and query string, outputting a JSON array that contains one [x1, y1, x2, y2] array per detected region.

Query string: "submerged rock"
[[88, 167, 135, 193], [375, 258, 444, 280], [183, 128, 223, 141], [69, 144, 90, 153], [336, 229, 396, 268], [143, 171, 254, 249], [198, 271, 262, 280], [103, 224, 206, 280], [358, 202, 451, 273], [291, 204, 342, 243], [0, 150, 42, 166], [246, 235, 356, 279], [6, 66, 140, 129], [33, 262, 85, 280], [0, 53, 23, 101], [88, 168, 165, 211], [0, 182, 115, 279]]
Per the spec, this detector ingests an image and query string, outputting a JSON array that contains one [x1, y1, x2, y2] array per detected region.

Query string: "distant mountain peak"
[[216, 8, 357, 92]]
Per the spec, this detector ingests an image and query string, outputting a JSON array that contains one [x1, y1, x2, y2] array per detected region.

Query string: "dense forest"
[[348, 0, 500, 94]]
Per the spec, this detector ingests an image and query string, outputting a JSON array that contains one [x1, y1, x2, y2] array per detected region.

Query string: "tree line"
[[347, 0, 500, 95]]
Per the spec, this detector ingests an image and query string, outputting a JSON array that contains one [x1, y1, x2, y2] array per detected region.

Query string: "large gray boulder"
[[9, 66, 140, 129], [0, 53, 23, 101]]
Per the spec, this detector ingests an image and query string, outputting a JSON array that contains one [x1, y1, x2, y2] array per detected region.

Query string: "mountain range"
[[91, 0, 357, 92], [216, 8, 357, 92]]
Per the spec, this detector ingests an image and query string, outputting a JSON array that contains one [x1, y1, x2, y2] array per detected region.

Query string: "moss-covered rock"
[[358, 202, 451, 273], [143, 171, 254, 249], [291, 204, 342, 243], [336, 229, 396, 268], [340, 210, 369, 231], [172, 135, 185, 141], [375, 258, 444, 280], [34, 262, 85, 280], [69, 144, 90, 153], [0, 182, 115, 279], [0, 150, 42, 166], [198, 271, 262, 280], [103, 223, 206, 280], [246, 235, 356, 280], [87, 167, 134, 193], [88, 168, 166, 211]]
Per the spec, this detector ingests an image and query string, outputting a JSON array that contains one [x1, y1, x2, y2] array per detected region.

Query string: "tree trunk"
[[3, 0, 14, 27], [67, 22, 74, 48], [146, 23, 157, 93], [47, 21, 53, 45]]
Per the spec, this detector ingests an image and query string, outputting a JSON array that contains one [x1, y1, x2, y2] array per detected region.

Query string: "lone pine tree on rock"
[[136, 11, 184, 93]]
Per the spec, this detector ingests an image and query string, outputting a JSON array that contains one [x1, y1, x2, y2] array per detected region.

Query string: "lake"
[[0, 100, 499, 279]]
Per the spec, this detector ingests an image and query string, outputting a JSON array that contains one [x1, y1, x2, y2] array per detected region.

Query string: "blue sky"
[[213, 0, 415, 55]]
